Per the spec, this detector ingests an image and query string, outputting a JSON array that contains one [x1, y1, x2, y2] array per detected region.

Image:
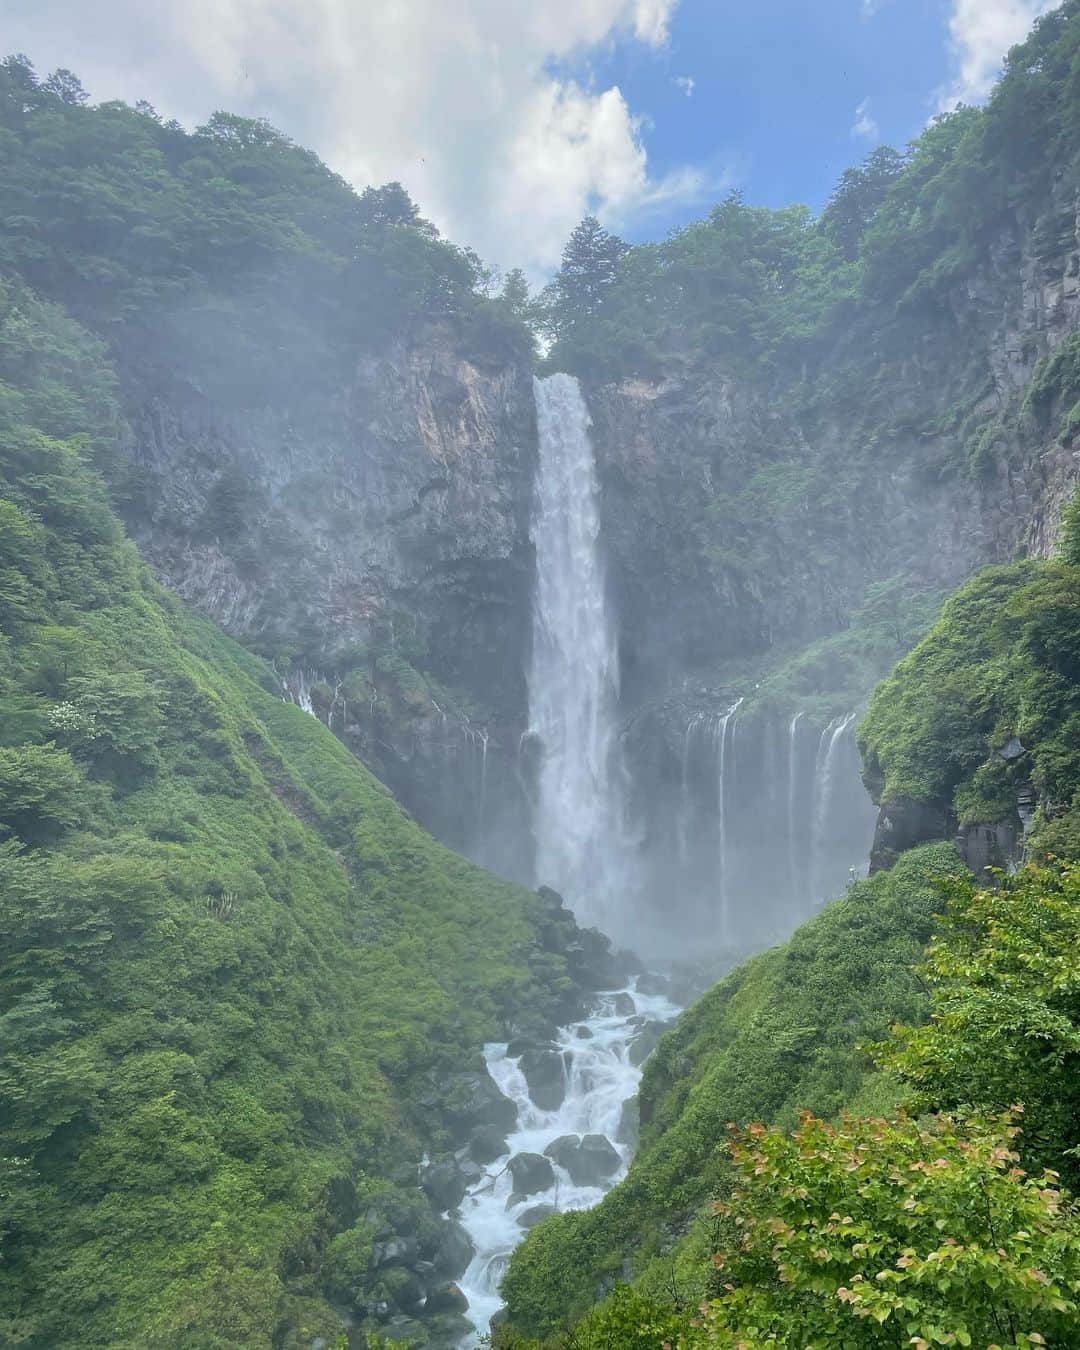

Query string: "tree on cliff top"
[[542, 215, 629, 337]]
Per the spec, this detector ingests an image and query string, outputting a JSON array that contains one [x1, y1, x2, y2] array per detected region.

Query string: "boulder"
[[574, 1024, 594, 1039], [383, 1316, 430, 1346], [635, 971, 671, 998], [544, 1133, 621, 1187], [508, 1152, 555, 1196], [468, 1123, 508, 1165], [578, 1133, 622, 1183], [616, 1095, 640, 1151], [629, 1019, 671, 1067], [433, 1219, 475, 1279], [421, 1159, 477, 1212], [370, 1236, 420, 1270], [424, 1281, 469, 1315], [518, 1202, 557, 1229], [518, 1045, 566, 1111], [432, 1070, 518, 1144], [612, 992, 636, 1017]]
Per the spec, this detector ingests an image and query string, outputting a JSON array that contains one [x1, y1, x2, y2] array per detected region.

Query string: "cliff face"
[[123, 324, 536, 716]]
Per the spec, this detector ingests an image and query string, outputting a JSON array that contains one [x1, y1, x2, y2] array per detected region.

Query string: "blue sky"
[[574, 0, 955, 241], [5, 0, 1057, 275]]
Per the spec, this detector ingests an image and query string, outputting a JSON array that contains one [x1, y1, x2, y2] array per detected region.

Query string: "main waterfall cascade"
[[527, 374, 636, 930]]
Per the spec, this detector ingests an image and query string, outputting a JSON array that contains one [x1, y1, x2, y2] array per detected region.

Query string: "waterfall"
[[528, 374, 632, 929], [786, 710, 804, 899], [714, 700, 742, 945], [810, 711, 858, 900]]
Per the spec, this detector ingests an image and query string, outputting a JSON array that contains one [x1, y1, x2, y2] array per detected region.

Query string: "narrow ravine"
[[456, 979, 680, 1344]]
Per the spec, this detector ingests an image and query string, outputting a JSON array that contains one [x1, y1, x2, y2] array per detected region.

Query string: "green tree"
[[883, 862, 1080, 1181], [687, 1110, 1080, 1349], [821, 145, 907, 261], [544, 215, 629, 336]]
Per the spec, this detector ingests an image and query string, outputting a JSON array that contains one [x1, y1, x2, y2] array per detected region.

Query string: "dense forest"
[[4, 2, 1080, 1348]]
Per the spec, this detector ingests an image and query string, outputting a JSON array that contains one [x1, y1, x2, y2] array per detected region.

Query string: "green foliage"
[[883, 861, 1080, 1184], [686, 1110, 1080, 1349], [501, 845, 955, 1337], [859, 559, 1080, 847], [0, 278, 580, 1347], [0, 54, 526, 401]]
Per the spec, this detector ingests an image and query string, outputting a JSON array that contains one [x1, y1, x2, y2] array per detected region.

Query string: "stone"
[[468, 1123, 509, 1164], [635, 971, 671, 997], [435, 1070, 518, 1144], [508, 1151, 555, 1196], [518, 1045, 566, 1111], [544, 1133, 621, 1186], [421, 1160, 471, 1211], [384, 1316, 430, 1346], [370, 1236, 420, 1270], [629, 1019, 671, 1068], [574, 1024, 594, 1039], [518, 1202, 557, 1229], [616, 1095, 640, 1151], [433, 1219, 475, 1279], [425, 1281, 470, 1315], [612, 992, 636, 1017]]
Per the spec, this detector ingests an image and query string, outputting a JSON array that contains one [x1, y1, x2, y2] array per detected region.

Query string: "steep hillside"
[[499, 844, 956, 1338], [0, 279, 609, 1348], [860, 551, 1080, 871]]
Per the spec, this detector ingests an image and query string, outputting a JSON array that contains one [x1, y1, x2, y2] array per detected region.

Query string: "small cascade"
[[810, 711, 859, 900], [713, 699, 743, 944], [528, 373, 634, 929], [456, 981, 680, 1344], [786, 710, 805, 900]]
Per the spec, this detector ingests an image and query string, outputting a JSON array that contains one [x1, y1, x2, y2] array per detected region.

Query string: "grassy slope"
[[0, 280, 576, 1348], [500, 843, 959, 1338]]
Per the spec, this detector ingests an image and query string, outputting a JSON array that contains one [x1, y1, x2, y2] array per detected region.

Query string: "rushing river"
[[456, 979, 680, 1343]]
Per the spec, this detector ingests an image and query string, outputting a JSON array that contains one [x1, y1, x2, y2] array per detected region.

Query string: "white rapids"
[[455, 980, 680, 1344]]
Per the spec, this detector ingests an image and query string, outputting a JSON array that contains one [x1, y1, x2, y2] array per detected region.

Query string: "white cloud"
[[851, 97, 879, 140], [938, 0, 1061, 109], [4, 0, 713, 277], [673, 74, 695, 97]]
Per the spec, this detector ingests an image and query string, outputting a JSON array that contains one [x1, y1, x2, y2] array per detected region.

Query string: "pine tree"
[[548, 216, 628, 335]]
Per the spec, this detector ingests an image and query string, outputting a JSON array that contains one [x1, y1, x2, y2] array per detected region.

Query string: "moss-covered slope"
[[859, 556, 1080, 867], [500, 843, 959, 1338], [0, 278, 592, 1348]]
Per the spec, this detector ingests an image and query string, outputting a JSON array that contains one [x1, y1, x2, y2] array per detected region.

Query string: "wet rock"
[[574, 1024, 594, 1039], [544, 1133, 621, 1186], [384, 1315, 430, 1346], [428, 1313, 474, 1346], [425, 1281, 469, 1315], [518, 1202, 557, 1229], [617, 1095, 640, 1151], [508, 1151, 555, 1196], [629, 1019, 672, 1067], [612, 992, 636, 1017], [544, 1133, 583, 1173], [431, 1070, 518, 1144], [421, 1159, 480, 1211], [468, 1123, 508, 1164], [433, 1219, 475, 1279], [578, 1133, 622, 1183], [371, 1236, 420, 1270], [518, 1045, 566, 1111], [635, 971, 671, 997]]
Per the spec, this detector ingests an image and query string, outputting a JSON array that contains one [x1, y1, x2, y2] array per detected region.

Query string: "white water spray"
[[528, 374, 633, 928], [456, 982, 679, 1344]]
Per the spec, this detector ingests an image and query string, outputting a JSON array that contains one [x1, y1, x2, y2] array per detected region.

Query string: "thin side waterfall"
[[786, 710, 805, 899], [714, 699, 742, 945], [528, 374, 632, 929], [811, 711, 858, 900]]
